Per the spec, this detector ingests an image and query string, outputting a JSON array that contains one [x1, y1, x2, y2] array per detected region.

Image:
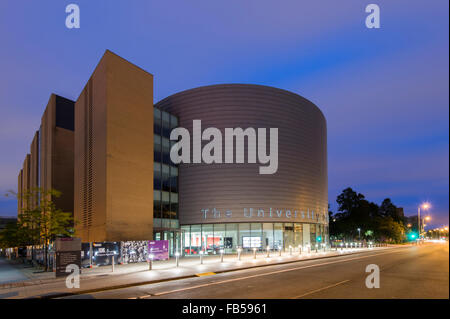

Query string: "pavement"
[[0, 258, 29, 285], [0, 245, 394, 299]]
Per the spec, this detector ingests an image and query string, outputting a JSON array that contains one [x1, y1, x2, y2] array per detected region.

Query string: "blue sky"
[[0, 1, 448, 227]]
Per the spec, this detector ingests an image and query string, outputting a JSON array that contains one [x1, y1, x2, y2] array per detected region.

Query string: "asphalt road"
[[63, 243, 449, 299]]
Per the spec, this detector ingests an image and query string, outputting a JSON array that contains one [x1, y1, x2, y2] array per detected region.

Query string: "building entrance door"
[[283, 225, 295, 251]]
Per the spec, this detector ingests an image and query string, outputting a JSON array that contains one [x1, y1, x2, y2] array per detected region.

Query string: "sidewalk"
[[0, 245, 406, 299]]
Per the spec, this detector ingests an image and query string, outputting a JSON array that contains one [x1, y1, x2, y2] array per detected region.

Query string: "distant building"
[[17, 95, 75, 216]]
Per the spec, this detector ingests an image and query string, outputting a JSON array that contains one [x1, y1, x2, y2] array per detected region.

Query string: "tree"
[[330, 188, 407, 243], [5, 187, 75, 271]]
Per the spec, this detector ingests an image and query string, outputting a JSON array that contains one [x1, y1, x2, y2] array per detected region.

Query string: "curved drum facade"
[[156, 84, 328, 253]]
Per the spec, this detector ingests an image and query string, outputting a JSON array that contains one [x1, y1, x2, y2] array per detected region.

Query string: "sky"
[[0, 1, 448, 228]]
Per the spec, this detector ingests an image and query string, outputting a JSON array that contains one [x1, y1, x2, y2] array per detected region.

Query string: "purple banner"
[[148, 240, 169, 261]]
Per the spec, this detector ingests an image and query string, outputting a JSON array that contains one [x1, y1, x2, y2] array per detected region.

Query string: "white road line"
[[291, 280, 350, 299], [151, 248, 408, 296]]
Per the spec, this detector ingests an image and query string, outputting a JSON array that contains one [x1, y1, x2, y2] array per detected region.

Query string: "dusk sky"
[[0, 1, 448, 227]]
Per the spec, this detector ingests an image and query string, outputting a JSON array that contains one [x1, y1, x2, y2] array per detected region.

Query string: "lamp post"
[[418, 202, 430, 239]]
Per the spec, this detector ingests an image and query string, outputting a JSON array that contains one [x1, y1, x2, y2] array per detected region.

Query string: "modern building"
[[18, 94, 75, 215], [18, 50, 328, 257]]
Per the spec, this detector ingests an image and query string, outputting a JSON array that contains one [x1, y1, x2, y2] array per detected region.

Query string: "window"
[[225, 224, 238, 253], [189, 225, 201, 255], [213, 224, 225, 250], [162, 137, 170, 164], [262, 223, 274, 249], [162, 164, 170, 191], [154, 162, 161, 190], [238, 223, 251, 252], [274, 223, 283, 250], [153, 190, 161, 219], [202, 224, 214, 254], [162, 191, 170, 219], [162, 111, 171, 137], [154, 108, 161, 135], [170, 166, 178, 193], [154, 134, 161, 162]]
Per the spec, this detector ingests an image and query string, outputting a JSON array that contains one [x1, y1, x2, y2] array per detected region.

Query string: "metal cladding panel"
[[155, 84, 327, 226]]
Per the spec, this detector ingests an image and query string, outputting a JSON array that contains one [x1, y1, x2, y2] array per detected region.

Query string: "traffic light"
[[408, 232, 418, 240], [316, 236, 322, 242]]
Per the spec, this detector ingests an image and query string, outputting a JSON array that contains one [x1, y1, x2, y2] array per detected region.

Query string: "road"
[[63, 243, 448, 299]]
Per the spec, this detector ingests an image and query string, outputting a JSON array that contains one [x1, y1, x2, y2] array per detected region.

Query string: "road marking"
[[195, 272, 216, 277], [151, 249, 406, 296], [291, 280, 350, 299]]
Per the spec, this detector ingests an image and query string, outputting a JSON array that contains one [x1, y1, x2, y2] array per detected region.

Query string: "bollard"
[[199, 251, 204, 264], [112, 255, 115, 273], [298, 245, 302, 256], [148, 254, 154, 270], [315, 244, 318, 253], [237, 248, 242, 261], [308, 245, 311, 254], [278, 246, 282, 256], [175, 252, 180, 267], [220, 249, 224, 263], [266, 246, 270, 258], [289, 245, 292, 256], [253, 248, 257, 259]]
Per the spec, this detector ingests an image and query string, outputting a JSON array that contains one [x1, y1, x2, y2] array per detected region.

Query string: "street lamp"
[[357, 228, 361, 240], [418, 202, 431, 238]]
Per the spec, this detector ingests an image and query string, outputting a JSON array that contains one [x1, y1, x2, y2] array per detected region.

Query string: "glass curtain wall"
[[153, 108, 179, 230], [180, 223, 326, 256]]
